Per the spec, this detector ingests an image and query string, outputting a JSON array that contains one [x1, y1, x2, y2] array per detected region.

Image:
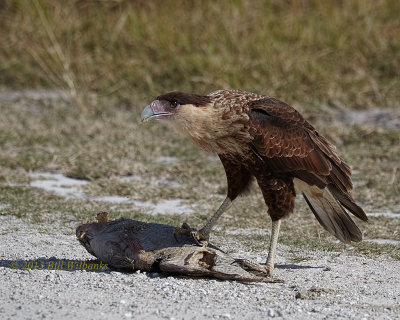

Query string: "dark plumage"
[[157, 91, 211, 106], [141, 89, 367, 276]]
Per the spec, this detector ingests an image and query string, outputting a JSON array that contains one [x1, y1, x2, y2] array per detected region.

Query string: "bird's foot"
[[235, 259, 275, 278], [173, 223, 209, 247], [265, 265, 274, 277]]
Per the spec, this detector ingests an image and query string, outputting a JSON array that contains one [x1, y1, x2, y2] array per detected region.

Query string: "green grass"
[[0, 1, 399, 260]]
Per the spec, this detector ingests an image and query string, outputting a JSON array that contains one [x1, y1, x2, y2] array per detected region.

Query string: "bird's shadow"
[[275, 263, 325, 270]]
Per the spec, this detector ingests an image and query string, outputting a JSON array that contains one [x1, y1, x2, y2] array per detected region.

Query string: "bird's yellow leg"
[[198, 197, 232, 238], [174, 197, 232, 246], [265, 219, 281, 277]]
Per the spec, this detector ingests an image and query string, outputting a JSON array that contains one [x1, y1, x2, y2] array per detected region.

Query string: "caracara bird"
[[141, 90, 368, 276]]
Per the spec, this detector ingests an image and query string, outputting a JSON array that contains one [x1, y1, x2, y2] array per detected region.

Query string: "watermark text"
[[9, 259, 108, 271]]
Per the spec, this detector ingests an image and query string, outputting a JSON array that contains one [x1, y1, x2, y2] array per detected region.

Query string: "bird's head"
[[141, 91, 211, 123], [141, 90, 251, 154], [141, 91, 218, 150]]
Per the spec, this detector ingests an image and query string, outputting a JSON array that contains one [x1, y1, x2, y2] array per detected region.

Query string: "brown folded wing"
[[247, 98, 367, 224], [248, 98, 351, 193]]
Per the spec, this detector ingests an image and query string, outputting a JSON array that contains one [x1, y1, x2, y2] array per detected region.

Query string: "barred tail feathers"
[[294, 179, 364, 243]]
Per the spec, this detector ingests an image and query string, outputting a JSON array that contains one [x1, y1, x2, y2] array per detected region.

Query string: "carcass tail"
[[294, 179, 364, 243]]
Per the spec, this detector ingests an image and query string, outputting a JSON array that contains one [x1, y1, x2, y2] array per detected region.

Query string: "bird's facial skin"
[[141, 99, 179, 122]]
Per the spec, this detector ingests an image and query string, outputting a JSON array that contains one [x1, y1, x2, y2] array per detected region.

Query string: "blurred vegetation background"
[[1, 0, 399, 108]]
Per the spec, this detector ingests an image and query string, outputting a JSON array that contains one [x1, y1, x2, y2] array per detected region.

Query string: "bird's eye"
[[171, 100, 178, 108]]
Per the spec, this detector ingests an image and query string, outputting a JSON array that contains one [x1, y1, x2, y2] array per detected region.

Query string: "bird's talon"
[[191, 231, 207, 246], [265, 265, 274, 277]]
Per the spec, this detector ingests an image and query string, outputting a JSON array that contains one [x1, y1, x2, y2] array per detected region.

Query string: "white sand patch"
[[29, 172, 87, 198], [120, 175, 182, 189], [92, 196, 133, 204], [364, 238, 400, 245], [223, 228, 270, 236], [155, 156, 180, 164], [367, 212, 400, 218], [133, 199, 193, 215], [119, 175, 142, 183], [25, 172, 192, 215]]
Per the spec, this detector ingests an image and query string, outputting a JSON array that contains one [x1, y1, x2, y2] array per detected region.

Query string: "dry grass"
[[1, 0, 399, 109]]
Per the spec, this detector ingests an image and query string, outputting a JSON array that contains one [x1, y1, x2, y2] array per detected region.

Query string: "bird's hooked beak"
[[141, 100, 174, 122], [141, 104, 156, 122]]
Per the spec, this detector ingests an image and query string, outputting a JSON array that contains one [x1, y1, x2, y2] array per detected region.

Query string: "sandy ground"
[[1, 214, 399, 320]]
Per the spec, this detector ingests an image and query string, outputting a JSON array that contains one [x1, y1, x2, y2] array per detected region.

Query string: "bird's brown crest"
[[157, 91, 211, 106]]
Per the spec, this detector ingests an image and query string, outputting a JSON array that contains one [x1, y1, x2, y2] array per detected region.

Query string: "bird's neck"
[[173, 98, 252, 155]]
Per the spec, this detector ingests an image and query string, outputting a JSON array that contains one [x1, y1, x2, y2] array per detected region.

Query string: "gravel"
[[0, 215, 399, 320]]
